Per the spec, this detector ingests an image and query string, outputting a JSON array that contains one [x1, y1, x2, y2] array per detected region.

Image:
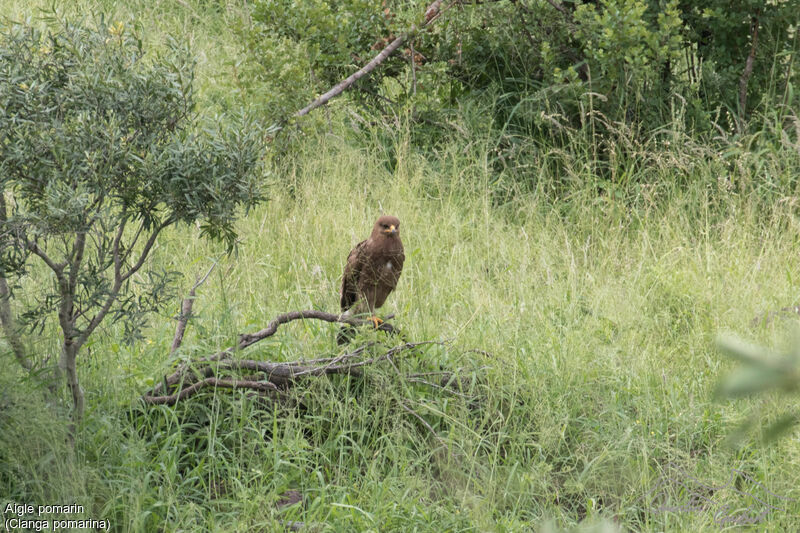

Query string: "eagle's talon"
[[369, 316, 383, 328]]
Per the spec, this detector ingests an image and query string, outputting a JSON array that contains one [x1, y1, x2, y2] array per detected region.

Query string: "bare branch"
[[142, 340, 440, 405], [289, 342, 376, 365], [120, 218, 143, 266], [120, 219, 170, 283], [150, 335, 418, 398], [294, 0, 447, 119], [76, 219, 171, 351], [112, 218, 128, 278], [143, 377, 281, 405], [24, 238, 66, 277], [170, 259, 219, 354], [68, 232, 86, 295], [237, 310, 398, 350], [139, 307, 486, 409]]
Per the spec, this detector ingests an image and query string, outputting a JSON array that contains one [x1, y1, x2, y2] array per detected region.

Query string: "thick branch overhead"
[[294, 0, 445, 119]]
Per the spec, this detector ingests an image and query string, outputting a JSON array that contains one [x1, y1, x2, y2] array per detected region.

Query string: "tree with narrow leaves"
[[0, 17, 264, 421]]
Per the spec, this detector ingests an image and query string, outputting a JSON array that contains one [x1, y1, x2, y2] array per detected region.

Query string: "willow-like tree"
[[0, 18, 264, 421]]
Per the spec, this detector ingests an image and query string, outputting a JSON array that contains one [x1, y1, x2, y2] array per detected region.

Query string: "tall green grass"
[[2, 1, 800, 531], [4, 122, 800, 530]]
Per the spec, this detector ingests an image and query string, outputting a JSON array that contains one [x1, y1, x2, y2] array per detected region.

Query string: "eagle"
[[338, 215, 404, 341]]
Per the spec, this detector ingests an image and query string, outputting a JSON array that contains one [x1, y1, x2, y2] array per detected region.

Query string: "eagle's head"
[[372, 215, 401, 239]]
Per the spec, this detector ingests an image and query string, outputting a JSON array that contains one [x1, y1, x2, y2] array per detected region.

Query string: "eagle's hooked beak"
[[384, 224, 397, 235]]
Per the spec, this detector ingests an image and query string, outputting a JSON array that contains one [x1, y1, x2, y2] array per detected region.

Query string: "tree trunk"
[[0, 192, 31, 370], [62, 342, 84, 421], [0, 276, 31, 370]]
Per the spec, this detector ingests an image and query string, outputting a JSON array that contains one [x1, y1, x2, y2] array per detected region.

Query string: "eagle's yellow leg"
[[369, 316, 384, 328]]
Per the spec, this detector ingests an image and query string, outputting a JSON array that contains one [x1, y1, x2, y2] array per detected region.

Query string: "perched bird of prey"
[[338, 215, 404, 342]]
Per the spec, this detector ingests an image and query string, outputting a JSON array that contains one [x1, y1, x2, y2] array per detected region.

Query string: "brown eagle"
[[339, 215, 404, 337]]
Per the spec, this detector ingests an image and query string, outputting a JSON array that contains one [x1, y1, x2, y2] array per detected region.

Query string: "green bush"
[[245, 0, 799, 137], [0, 15, 265, 419]]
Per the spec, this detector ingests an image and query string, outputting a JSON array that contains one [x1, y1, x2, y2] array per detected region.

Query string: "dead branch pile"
[[142, 310, 469, 405]]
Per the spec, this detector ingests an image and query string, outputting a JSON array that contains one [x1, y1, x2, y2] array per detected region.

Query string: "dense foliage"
[[248, 0, 799, 136]]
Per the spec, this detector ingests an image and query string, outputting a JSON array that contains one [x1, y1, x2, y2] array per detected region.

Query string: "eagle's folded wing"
[[340, 240, 366, 312]]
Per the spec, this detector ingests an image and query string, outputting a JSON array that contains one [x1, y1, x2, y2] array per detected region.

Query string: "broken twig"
[[170, 260, 218, 355]]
